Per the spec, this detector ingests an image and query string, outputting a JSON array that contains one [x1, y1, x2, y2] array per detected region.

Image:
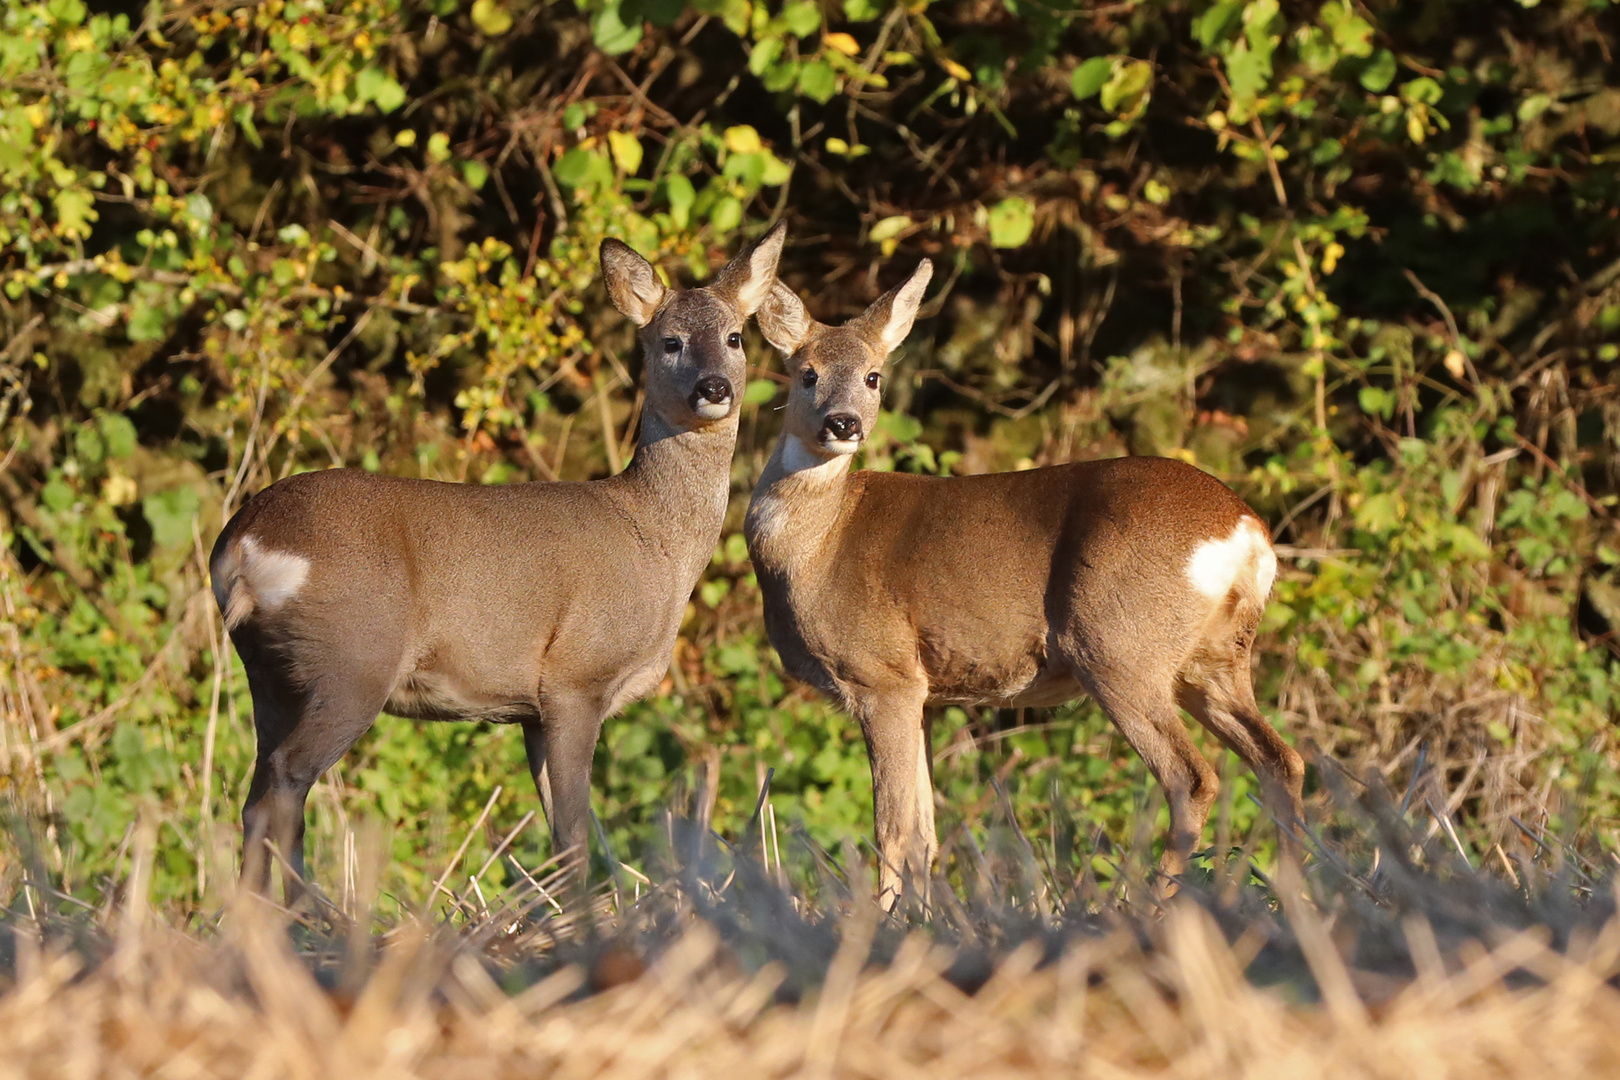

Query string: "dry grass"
[[5, 780, 1620, 1079]]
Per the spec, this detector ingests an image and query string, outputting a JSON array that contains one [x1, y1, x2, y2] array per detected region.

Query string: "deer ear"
[[856, 259, 933, 356], [756, 279, 814, 356], [709, 220, 788, 316], [600, 239, 667, 327]]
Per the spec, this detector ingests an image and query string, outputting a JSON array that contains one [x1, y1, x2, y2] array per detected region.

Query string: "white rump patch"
[[1185, 518, 1275, 601], [239, 535, 311, 612]]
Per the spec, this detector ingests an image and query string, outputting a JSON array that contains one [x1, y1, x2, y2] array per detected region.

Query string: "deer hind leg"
[[241, 663, 387, 904], [1079, 667, 1220, 882], [521, 720, 557, 830], [1177, 623, 1305, 853], [855, 686, 933, 909]]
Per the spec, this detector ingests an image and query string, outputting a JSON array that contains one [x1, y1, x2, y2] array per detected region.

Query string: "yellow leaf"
[[1322, 242, 1344, 275], [607, 130, 644, 174], [824, 32, 860, 56], [1444, 349, 1468, 379], [939, 57, 971, 82], [723, 125, 763, 154], [869, 215, 910, 243]]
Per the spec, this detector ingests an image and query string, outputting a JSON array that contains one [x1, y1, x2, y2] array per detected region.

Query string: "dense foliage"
[[0, 0, 1616, 907]]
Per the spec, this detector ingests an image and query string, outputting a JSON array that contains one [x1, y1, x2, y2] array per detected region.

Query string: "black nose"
[[824, 413, 862, 440], [691, 376, 733, 406]]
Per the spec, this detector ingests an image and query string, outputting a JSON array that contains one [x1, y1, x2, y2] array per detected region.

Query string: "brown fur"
[[746, 262, 1304, 905], [210, 224, 787, 898]]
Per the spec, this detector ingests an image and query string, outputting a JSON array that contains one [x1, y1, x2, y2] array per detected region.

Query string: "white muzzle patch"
[[1185, 518, 1275, 601], [693, 400, 732, 421], [778, 433, 855, 478], [820, 437, 861, 456]]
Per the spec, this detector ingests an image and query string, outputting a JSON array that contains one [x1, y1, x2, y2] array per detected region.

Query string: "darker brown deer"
[[211, 224, 786, 897], [745, 260, 1304, 904]]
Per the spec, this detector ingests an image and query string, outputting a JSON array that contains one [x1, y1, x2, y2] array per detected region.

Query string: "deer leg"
[[1081, 670, 1219, 882], [856, 687, 932, 909], [521, 720, 557, 829], [538, 694, 607, 879], [913, 712, 937, 899], [241, 668, 385, 904], [1178, 661, 1305, 852]]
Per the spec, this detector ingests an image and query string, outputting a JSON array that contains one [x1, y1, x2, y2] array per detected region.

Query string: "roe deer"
[[745, 260, 1304, 904], [211, 224, 786, 896]]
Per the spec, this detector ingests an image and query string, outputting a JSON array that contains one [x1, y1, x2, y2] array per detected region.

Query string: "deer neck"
[[606, 411, 739, 581], [745, 434, 856, 587]]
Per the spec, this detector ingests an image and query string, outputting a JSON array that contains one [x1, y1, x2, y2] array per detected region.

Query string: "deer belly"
[[919, 628, 1076, 706], [385, 667, 537, 723]]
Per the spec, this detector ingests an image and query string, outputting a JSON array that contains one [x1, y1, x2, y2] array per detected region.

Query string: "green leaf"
[[100, 413, 136, 458], [749, 36, 783, 76], [46, 0, 87, 25], [623, 0, 685, 26], [987, 196, 1034, 248], [665, 173, 695, 226], [1320, 0, 1373, 58], [723, 151, 766, 188], [743, 378, 778, 406], [1193, 0, 1242, 48], [1099, 59, 1152, 114], [355, 67, 406, 113], [1353, 491, 1401, 535], [843, 0, 881, 20], [127, 289, 176, 342], [1401, 76, 1442, 106], [1517, 93, 1552, 123], [798, 61, 838, 103], [1357, 385, 1395, 419], [142, 487, 201, 552], [552, 146, 613, 191], [52, 187, 97, 240], [1070, 56, 1112, 100], [762, 59, 799, 92], [591, 1, 643, 55], [781, 0, 821, 37], [709, 195, 743, 232], [74, 425, 104, 464], [42, 477, 74, 513], [760, 151, 791, 186], [1223, 42, 1269, 102], [461, 159, 489, 189], [470, 0, 513, 35], [1360, 48, 1396, 92], [1242, 0, 1279, 59]]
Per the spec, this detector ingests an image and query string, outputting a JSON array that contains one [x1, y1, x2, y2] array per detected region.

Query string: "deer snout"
[[821, 412, 863, 450], [690, 375, 735, 420]]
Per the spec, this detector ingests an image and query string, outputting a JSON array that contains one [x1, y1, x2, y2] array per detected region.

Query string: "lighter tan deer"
[[746, 260, 1304, 904], [210, 224, 786, 897]]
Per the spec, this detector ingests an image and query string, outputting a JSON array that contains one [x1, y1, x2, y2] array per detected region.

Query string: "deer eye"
[[801, 368, 818, 388], [727, 332, 743, 349], [865, 372, 881, 390], [663, 337, 681, 354]]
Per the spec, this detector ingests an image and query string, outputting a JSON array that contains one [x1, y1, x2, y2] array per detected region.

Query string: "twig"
[[430, 786, 503, 903]]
